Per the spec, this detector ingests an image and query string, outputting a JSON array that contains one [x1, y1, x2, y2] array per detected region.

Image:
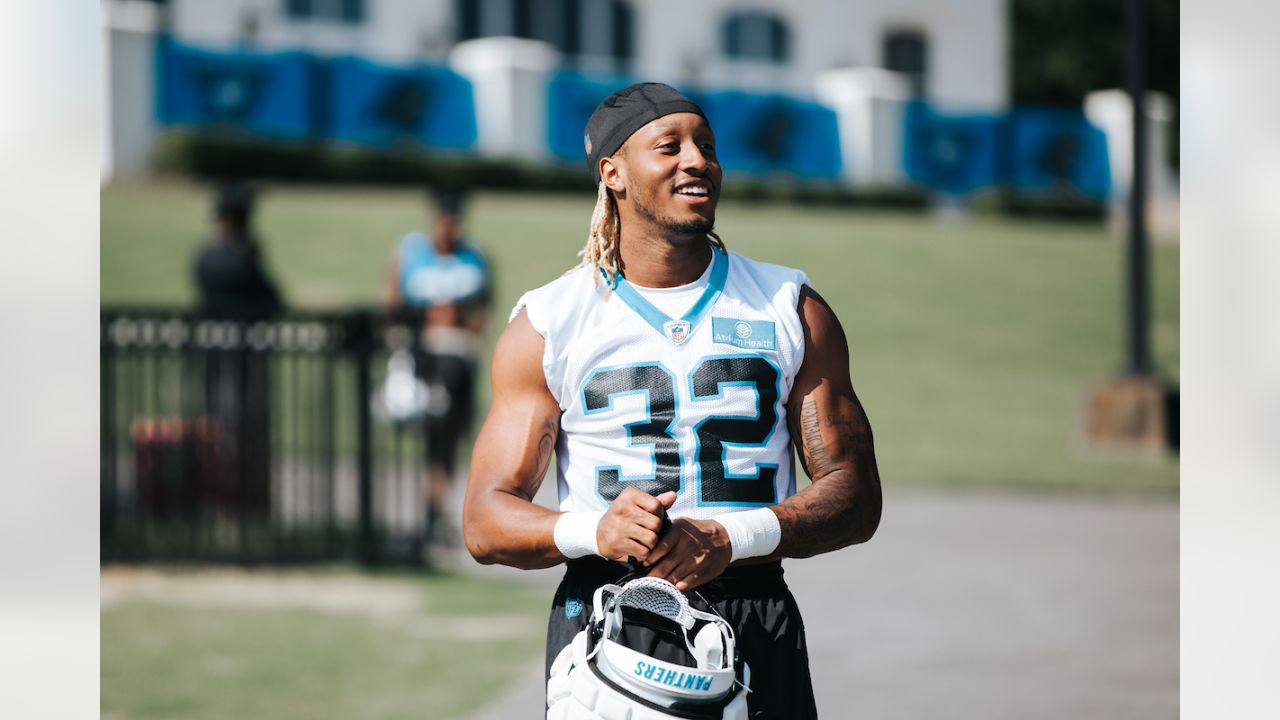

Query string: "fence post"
[[351, 311, 377, 565], [101, 314, 116, 560]]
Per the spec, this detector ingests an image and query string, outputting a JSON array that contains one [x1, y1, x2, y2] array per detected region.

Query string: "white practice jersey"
[[511, 249, 810, 521]]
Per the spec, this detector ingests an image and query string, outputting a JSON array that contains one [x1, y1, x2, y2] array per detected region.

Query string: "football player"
[[464, 83, 881, 718]]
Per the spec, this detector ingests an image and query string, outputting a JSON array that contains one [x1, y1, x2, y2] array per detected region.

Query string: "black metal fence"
[[101, 308, 456, 565]]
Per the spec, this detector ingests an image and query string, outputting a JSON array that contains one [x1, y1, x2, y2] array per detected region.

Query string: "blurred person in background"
[[194, 182, 282, 320], [193, 182, 282, 516], [386, 187, 491, 547]]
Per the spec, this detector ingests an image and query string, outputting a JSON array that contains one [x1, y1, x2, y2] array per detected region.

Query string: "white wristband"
[[553, 511, 606, 559], [714, 508, 782, 562]]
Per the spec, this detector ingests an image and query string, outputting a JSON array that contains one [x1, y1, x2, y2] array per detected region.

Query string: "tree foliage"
[[1012, 0, 1178, 106]]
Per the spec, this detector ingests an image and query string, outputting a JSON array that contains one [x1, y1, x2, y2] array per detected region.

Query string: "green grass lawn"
[[102, 181, 1179, 493], [101, 568, 549, 720]]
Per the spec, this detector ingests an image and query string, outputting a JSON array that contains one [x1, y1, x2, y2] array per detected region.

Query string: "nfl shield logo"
[[663, 320, 691, 344]]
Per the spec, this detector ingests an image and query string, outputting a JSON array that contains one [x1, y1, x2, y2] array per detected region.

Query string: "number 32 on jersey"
[[580, 355, 782, 506]]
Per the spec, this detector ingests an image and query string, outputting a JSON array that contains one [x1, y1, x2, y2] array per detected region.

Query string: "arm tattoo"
[[773, 397, 881, 558], [518, 415, 557, 500], [798, 398, 837, 477]]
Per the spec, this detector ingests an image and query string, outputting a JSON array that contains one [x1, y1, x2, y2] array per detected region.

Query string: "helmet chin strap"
[[692, 622, 725, 670]]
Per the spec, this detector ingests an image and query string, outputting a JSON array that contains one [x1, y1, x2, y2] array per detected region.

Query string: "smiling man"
[[463, 83, 882, 719]]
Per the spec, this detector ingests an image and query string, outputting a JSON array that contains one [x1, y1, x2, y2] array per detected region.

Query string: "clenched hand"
[[644, 517, 732, 591], [596, 488, 677, 563]]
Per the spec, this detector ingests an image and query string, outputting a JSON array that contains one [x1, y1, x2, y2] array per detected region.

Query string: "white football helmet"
[[547, 577, 750, 720]]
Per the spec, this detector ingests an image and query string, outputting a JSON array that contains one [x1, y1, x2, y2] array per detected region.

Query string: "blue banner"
[[1006, 107, 1111, 200], [156, 38, 475, 150], [903, 102, 1005, 195], [692, 90, 842, 180], [548, 72, 842, 181], [327, 56, 475, 150], [156, 38, 316, 139], [153, 39, 1108, 198], [904, 101, 1111, 199]]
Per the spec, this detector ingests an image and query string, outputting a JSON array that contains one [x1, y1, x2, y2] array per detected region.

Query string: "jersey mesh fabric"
[[511, 251, 809, 522]]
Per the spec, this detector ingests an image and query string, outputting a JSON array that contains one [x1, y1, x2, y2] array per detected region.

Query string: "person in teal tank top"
[[386, 187, 492, 552]]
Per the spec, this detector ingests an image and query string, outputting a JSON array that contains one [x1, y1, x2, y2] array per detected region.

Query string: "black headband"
[[583, 82, 707, 184]]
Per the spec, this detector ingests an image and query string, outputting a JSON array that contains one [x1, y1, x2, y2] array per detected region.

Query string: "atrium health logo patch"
[[712, 317, 775, 351]]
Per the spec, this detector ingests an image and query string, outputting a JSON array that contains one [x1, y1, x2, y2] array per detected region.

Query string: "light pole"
[[1083, 0, 1175, 454], [1125, 0, 1151, 377]]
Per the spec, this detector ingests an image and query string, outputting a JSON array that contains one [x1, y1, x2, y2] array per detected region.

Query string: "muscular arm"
[[770, 286, 882, 558], [462, 309, 564, 569]]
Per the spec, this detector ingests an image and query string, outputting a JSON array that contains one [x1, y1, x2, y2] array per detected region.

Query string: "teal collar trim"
[[607, 249, 728, 341]]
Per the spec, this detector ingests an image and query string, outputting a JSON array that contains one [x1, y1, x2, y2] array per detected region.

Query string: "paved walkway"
[[454, 486, 1178, 720]]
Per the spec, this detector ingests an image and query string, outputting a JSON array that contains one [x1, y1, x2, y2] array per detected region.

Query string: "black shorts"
[[545, 556, 818, 720], [414, 350, 476, 474]]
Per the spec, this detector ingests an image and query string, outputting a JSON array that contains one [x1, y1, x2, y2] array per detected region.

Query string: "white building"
[[104, 0, 1009, 180], [112, 0, 1007, 105]]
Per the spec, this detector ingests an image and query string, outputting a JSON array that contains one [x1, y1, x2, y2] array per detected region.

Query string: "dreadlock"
[[578, 180, 727, 289]]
